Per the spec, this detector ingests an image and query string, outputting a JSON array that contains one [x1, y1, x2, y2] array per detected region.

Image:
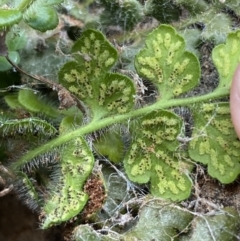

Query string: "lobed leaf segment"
[[42, 137, 94, 229], [59, 29, 136, 120], [212, 31, 240, 90], [134, 26, 240, 186], [189, 103, 240, 183], [135, 24, 200, 100], [124, 110, 192, 201]]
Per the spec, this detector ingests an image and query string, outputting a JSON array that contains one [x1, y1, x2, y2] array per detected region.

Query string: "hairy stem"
[[12, 86, 229, 170]]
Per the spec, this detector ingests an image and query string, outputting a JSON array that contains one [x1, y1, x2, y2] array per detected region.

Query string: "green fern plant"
[[1, 24, 240, 229]]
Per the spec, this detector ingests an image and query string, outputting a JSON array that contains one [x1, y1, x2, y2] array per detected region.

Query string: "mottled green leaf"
[[189, 102, 240, 183], [212, 30, 240, 90], [42, 137, 94, 229], [135, 24, 200, 101], [71, 29, 118, 75], [124, 110, 192, 201], [59, 29, 136, 119]]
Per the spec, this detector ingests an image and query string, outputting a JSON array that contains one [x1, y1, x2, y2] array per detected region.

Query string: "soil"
[[0, 193, 64, 241]]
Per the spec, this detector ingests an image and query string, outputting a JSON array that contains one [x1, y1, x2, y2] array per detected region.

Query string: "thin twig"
[[0, 164, 14, 197], [0, 184, 13, 197], [6, 56, 61, 90], [5, 56, 86, 113]]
